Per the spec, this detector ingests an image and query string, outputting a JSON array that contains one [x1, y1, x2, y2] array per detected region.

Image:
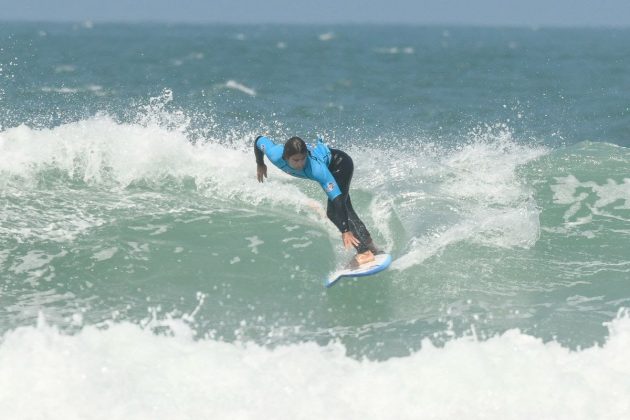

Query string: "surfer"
[[254, 135, 379, 267]]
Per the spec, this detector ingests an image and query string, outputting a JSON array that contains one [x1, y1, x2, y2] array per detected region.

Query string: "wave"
[[2, 116, 627, 272], [0, 117, 551, 265], [2, 113, 629, 353], [1, 311, 629, 419], [373, 125, 549, 270], [0, 114, 312, 207]]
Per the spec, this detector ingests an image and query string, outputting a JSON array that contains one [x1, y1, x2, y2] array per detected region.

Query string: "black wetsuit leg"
[[326, 149, 372, 253]]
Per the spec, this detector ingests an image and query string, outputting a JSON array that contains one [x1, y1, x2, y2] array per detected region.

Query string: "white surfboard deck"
[[325, 253, 392, 288]]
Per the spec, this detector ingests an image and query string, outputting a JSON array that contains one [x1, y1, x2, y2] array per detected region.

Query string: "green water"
[[1, 23, 629, 360]]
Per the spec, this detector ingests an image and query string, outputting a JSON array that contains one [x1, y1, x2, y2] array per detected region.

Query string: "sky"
[[1, 0, 629, 27]]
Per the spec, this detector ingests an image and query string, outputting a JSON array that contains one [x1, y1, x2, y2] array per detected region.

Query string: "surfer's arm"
[[254, 136, 265, 165], [315, 168, 360, 247], [313, 166, 348, 231], [330, 196, 360, 248], [255, 136, 284, 162], [255, 135, 286, 183], [254, 137, 267, 182], [330, 195, 350, 232]]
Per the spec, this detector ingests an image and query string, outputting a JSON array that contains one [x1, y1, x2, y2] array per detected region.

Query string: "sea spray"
[[1, 311, 630, 419]]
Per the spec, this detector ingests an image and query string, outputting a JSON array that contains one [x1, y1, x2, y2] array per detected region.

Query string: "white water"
[[551, 174, 630, 228], [363, 127, 549, 271], [1, 312, 629, 419], [1, 116, 549, 269], [0, 115, 329, 237]]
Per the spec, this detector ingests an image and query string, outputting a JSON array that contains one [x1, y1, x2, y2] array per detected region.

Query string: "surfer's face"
[[287, 153, 307, 170]]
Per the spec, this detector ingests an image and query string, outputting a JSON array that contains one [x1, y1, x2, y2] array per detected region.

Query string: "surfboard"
[[325, 253, 392, 288]]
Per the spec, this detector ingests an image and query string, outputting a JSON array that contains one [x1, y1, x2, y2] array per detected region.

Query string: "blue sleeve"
[[255, 136, 284, 163], [312, 165, 342, 201]]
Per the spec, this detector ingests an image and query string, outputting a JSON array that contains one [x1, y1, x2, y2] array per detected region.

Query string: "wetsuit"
[[254, 135, 372, 253]]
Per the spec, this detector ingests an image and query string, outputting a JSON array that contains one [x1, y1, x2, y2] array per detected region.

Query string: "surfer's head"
[[283, 136, 307, 170]]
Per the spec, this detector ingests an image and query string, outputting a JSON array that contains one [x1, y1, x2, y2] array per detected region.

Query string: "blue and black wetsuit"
[[254, 135, 372, 253]]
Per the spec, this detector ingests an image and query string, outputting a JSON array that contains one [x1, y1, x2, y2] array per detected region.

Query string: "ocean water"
[[1, 23, 630, 418]]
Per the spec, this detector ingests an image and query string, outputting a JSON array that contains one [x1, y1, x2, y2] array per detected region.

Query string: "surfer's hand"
[[342, 231, 360, 249], [257, 164, 267, 182]]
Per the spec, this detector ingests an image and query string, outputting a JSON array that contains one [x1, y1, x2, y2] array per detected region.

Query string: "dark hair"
[[282, 136, 307, 160]]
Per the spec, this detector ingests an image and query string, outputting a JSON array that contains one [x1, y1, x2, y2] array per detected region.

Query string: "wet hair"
[[282, 136, 308, 160]]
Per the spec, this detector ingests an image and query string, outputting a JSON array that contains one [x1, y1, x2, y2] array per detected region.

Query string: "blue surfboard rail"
[[325, 253, 392, 288]]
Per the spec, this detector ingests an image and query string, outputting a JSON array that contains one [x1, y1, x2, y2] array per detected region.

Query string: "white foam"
[[0, 249, 8, 270], [225, 80, 256, 96], [7, 250, 67, 285], [41, 86, 80, 94], [368, 195, 395, 252], [441, 128, 545, 205], [392, 204, 540, 270], [1, 312, 629, 419], [374, 47, 415, 55], [355, 126, 547, 271], [54, 65, 76, 73], [10, 250, 66, 274], [551, 175, 630, 227], [318, 32, 335, 41], [246, 236, 264, 254], [0, 112, 343, 255], [375, 47, 400, 54], [0, 189, 107, 244], [40, 85, 104, 95], [0, 115, 313, 211], [282, 236, 313, 249], [91, 247, 118, 262], [0, 116, 548, 267]]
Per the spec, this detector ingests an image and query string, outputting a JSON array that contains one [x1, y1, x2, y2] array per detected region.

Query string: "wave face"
[[2, 115, 628, 356], [1, 23, 630, 418]]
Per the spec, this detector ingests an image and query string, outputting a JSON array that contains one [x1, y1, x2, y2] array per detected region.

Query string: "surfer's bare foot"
[[349, 250, 375, 268]]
